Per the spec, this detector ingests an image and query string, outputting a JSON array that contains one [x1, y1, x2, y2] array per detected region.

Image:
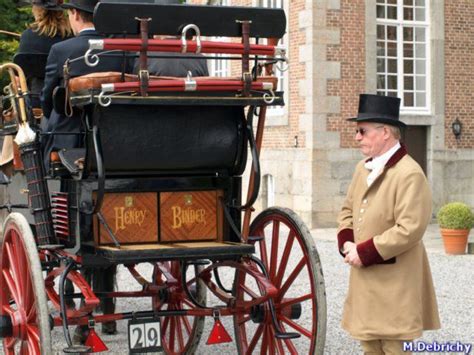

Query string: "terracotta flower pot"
[[440, 228, 470, 255]]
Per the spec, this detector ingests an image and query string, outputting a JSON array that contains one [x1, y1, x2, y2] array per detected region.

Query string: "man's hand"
[[343, 241, 363, 268]]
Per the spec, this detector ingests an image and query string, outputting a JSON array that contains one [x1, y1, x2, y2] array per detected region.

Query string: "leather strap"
[[240, 20, 252, 96], [136, 17, 151, 96], [63, 59, 73, 118]]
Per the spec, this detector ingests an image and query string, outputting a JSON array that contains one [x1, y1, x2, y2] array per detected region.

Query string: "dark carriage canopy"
[[94, 0, 286, 38]]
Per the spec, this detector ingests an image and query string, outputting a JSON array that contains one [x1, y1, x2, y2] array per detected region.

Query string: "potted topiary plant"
[[437, 202, 474, 255]]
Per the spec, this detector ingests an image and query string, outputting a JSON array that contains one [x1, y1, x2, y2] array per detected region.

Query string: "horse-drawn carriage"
[[0, 2, 326, 353]]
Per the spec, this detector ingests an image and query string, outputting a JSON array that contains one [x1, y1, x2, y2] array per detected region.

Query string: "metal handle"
[[84, 48, 100, 67], [181, 24, 202, 54]]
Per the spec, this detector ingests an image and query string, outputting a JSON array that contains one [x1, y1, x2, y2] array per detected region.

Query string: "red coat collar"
[[385, 143, 407, 168], [364, 143, 407, 169]]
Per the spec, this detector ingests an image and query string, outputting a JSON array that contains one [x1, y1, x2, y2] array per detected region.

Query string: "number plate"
[[128, 318, 162, 353]]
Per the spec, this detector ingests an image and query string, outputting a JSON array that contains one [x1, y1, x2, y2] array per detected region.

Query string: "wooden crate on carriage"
[[94, 190, 224, 245]]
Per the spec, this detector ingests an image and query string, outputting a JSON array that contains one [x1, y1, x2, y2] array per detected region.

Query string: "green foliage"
[[0, 0, 33, 89], [437, 202, 474, 230]]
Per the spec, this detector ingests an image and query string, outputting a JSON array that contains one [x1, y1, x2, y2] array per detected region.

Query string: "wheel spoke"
[[283, 338, 298, 355], [27, 324, 41, 343], [27, 303, 37, 323], [20, 340, 28, 355], [260, 325, 269, 355], [238, 315, 251, 326], [274, 231, 295, 287], [23, 274, 34, 316], [5, 337, 17, 349], [238, 316, 248, 349], [246, 323, 264, 355], [3, 269, 21, 305], [258, 236, 269, 273], [27, 329, 41, 355], [240, 283, 260, 299], [14, 233, 30, 308], [182, 315, 192, 336], [279, 257, 306, 299], [169, 316, 176, 351], [162, 315, 170, 335], [269, 220, 280, 281], [268, 325, 278, 355], [280, 323, 299, 355], [279, 293, 312, 309], [181, 298, 196, 309], [279, 314, 312, 338], [273, 327, 285, 355], [5, 241, 23, 303], [176, 316, 185, 351]]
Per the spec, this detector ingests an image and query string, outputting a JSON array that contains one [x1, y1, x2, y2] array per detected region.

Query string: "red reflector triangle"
[[206, 318, 232, 345], [85, 328, 109, 352]]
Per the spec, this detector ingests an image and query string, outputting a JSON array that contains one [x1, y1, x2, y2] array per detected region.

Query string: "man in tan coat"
[[337, 94, 440, 355]]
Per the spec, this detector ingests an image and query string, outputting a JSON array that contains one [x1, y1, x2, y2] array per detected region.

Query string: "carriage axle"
[[0, 315, 13, 338], [250, 301, 302, 324]]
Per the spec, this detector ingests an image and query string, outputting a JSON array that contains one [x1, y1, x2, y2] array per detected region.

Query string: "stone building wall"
[[187, 0, 474, 226]]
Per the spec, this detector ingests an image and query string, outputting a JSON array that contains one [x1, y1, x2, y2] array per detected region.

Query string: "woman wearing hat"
[[337, 94, 440, 354], [17, 0, 71, 107]]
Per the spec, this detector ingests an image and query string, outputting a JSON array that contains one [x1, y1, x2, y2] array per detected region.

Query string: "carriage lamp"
[[451, 118, 462, 140]]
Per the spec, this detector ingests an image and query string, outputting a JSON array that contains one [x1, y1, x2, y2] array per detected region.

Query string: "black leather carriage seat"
[[86, 103, 247, 176], [64, 72, 250, 177]]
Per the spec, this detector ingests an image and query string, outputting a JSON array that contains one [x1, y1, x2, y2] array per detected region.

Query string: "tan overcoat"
[[337, 145, 440, 340]]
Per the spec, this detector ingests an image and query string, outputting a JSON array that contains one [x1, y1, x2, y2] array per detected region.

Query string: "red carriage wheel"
[[0, 185, 8, 235], [0, 213, 52, 355], [151, 261, 206, 354], [234, 207, 327, 354]]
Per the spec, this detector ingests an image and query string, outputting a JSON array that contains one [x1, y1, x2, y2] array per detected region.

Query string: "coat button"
[[358, 218, 362, 222], [363, 199, 368, 204], [356, 228, 360, 232], [360, 209, 365, 213]]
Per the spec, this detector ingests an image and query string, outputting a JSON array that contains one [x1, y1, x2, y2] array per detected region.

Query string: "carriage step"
[[0, 203, 29, 210], [63, 345, 91, 353], [37, 244, 64, 250], [275, 332, 301, 340], [97, 241, 255, 263], [187, 259, 211, 266], [248, 235, 264, 242]]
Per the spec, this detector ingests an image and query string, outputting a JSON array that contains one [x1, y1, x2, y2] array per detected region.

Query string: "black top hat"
[[61, 0, 98, 13], [347, 94, 406, 128]]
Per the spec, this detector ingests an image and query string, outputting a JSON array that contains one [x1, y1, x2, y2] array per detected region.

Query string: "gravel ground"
[[2, 236, 473, 354]]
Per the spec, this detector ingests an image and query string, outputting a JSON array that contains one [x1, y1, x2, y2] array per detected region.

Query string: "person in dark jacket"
[[17, 0, 72, 108], [41, 0, 131, 168], [135, 50, 209, 77]]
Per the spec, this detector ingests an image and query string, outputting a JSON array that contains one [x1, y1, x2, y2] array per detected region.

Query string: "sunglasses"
[[355, 125, 385, 136]]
